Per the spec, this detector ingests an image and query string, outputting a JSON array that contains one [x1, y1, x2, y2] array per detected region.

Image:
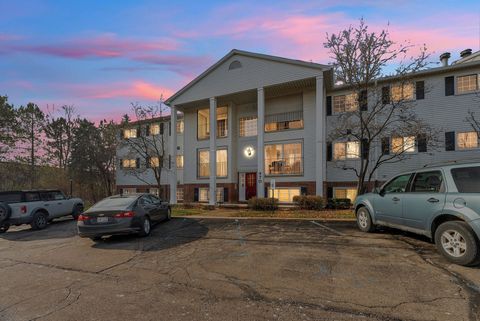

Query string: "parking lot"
[[0, 218, 479, 321]]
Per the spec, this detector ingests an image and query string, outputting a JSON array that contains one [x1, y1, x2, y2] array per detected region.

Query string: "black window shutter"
[[382, 86, 390, 104], [193, 188, 199, 202], [381, 137, 390, 155], [119, 188, 123, 195], [119, 159, 123, 169], [359, 90, 368, 111], [136, 127, 141, 138], [361, 138, 369, 159], [145, 125, 150, 136], [445, 131, 455, 151], [327, 142, 333, 161], [300, 186, 307, 195], [120, 129, 124, 140], [146, 157, 151, 168], [445, 76, 454, 96], [160, 123, 164, 135], [327, 187, 333, 199], [417, 134, 427, 152], [136, 158, 140, 168], [168, 155, 171, 169], [416, 81, 425, 100], [169, 122, 171, 136], [326, 96, 332, 116], [223, 188, 229, 202]]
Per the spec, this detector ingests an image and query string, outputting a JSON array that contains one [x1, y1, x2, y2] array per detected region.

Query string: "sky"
[[1, 0, 479, 122]]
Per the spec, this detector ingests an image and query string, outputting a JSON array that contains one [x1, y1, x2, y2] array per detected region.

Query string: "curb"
[[173, 215, 356, 222]]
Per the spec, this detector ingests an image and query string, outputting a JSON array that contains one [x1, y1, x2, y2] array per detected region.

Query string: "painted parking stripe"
[[310, 221, 345, 236]]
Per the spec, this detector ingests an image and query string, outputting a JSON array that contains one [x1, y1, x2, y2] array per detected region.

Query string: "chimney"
[[440, 52, 451, 67], [460, 48, 472, 58]]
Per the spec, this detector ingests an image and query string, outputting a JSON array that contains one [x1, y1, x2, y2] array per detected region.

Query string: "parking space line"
[[310, 221, 345, 236]]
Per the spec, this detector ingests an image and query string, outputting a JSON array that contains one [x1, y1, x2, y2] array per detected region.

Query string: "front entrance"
[[245, 172, 257, 200]]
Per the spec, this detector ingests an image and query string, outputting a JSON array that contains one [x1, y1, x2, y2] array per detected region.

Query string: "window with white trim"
[[176, 155, 184, 169], [197, 149, 228, 178], [150, 124, 161, 135], [264, 142, 303, 175], [457, 74, 478, 94], [122, 159, 137, 168], [265, 111, 303, 132], [239, 116, 257, 137], [176, 119, 184, 134], [391, 136, 415, 153], [198, 187, 224, 202], [334, 188, 357, 202], [150, 157, 160, 168], [268, 188, 301, 203], [197, 107, 228, 139], [333, 141, 360, 160], [333, 93, 358, 113], [391, 83, 414, 101], [176, 188, 184, 201], [457, 131, 478, 149], [123, 128, 137, 139], [122, 188, 137, 195]]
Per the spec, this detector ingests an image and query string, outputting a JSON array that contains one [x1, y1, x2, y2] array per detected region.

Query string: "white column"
[[257, 87, 265, 198], [169, 105, 177, 204], [315, 75, 325, 196], [209, 97, 217, 205]]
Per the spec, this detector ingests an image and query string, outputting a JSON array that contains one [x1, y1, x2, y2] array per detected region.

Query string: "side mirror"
[[379, 188, 386, 197]]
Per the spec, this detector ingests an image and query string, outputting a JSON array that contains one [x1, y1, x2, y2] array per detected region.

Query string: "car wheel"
[[166, 208, 172, 221], [0, 202, 11, 223], [139, 216, 151, 237], [72, 204, 84, 220], [435, 221, 479, 266], [89, 236, 102, 242], [0, 223, 10, 233], [30, 211, 48, 230], [356, 207, 375, 233]]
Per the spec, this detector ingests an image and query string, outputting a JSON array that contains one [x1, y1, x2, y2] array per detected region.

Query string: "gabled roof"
[[165, 49, 330, 105]]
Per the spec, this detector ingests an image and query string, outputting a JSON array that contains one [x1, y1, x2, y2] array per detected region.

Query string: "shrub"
[[293, 195, 325, 210], [248, 197, 279, 211], [326, 198, 352, 209], [181, 202, 194, 209]]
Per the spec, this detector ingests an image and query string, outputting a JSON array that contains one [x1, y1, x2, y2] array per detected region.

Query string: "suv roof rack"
[[423, 158, 480, 168]]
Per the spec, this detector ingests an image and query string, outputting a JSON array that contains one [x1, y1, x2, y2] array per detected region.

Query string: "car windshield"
[[86, 196, 137, 212], [451, 166, 480, 193]]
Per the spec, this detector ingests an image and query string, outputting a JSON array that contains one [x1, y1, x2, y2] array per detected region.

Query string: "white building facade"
[[116, 49, 480, 205]]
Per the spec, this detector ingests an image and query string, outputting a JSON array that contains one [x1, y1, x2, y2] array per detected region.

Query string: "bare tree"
[[119, 98, 171, 199], [324, 19, 439, 195]]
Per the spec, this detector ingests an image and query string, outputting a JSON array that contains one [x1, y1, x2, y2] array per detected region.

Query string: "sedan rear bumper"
[[77, 219, 141, 238]]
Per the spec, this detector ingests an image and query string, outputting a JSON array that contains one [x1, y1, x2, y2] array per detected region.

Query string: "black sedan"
[[77, 193, 171, 241]]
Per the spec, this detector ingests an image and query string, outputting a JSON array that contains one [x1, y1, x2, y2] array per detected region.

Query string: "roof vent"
[[460, 48, 472, 58], [440, 52, 451, 67], [228, 60, 242, 70]]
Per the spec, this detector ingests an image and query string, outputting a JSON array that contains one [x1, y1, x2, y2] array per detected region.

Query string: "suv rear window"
[[451, 166, 480, 193], [0, 193, 22, 203]]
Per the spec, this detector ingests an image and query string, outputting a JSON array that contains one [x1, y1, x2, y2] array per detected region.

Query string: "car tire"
[[435, 221, 479, 266], [0, 223, 10, 233], [166, 208, 171, 221], [30, 211, 48, 230], [356, 207, 375, 233], [72, 204, 84, 220], [0, 202, 11, 224], [139, 216, 151, 237]]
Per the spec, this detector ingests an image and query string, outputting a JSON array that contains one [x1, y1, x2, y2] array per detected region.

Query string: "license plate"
[[97, 217, 109, 223]]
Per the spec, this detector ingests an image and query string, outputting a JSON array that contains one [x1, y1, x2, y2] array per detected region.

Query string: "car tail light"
[[77, 214, 89, 221], [114, 211, 135, 218], [20, 205, 27, 214]]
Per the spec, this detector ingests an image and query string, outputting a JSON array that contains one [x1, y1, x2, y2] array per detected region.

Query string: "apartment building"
[[117, 48, 480, 205]]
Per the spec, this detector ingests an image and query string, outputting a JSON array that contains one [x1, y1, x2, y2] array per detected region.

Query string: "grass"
[[172, 206, 355, 220]]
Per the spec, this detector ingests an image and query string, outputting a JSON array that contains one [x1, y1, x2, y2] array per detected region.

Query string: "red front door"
[[245, 172, 257, 200]]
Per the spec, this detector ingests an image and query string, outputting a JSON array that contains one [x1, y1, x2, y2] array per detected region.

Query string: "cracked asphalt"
[[0, 217, 479, 321]]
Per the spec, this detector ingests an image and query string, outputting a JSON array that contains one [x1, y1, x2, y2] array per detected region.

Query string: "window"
[[124, 128, 137, 139], [197, 149, 228, 178], [0, 192, 22, 203], [411, 171, 444, 193], [265, 142, 302, 175], [457, 74, 478, 94], [229, 60, 242, 70], [24, 192, 40, 202], [333, 93, 358, 113], [150, 124, 161, 135], [176, 188, 184, 201], [122, 188, 137, 195], [391, 136, 415, 153], [334, 188, 357, 201], [197, 107, 228, 139], [391, 83, 414, 102], [177, 119, 184, 134], [383, 174, 412, 193], [198, 187, 224, 202], [457, 132, 478, 149], [122, 159, 137, 168], [176, 155, 184, 169], [451, 166, 480, 193], [149, 188, 159, 196], [333, 141, 360, 160], [150, 157, 160, 168], [239, 116, 257, 137], [268, 188, 301, 203], [265, 111, 303, 132]]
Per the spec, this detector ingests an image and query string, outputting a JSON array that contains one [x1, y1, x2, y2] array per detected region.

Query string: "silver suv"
[[354, 161, 480, 266], [0, 190, 84, 232]]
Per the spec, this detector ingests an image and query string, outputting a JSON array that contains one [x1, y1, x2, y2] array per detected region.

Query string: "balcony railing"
[[265, 157, 303, 175]]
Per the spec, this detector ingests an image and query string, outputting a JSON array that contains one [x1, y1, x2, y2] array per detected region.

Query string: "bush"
[[248, 197, 279, 211], [293, 195, 325, 210], [326, 198, 352, 209], [181, 202, 195, 209]]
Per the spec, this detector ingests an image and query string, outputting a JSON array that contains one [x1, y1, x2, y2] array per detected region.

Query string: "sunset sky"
[[1, 0, 479, 121]]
